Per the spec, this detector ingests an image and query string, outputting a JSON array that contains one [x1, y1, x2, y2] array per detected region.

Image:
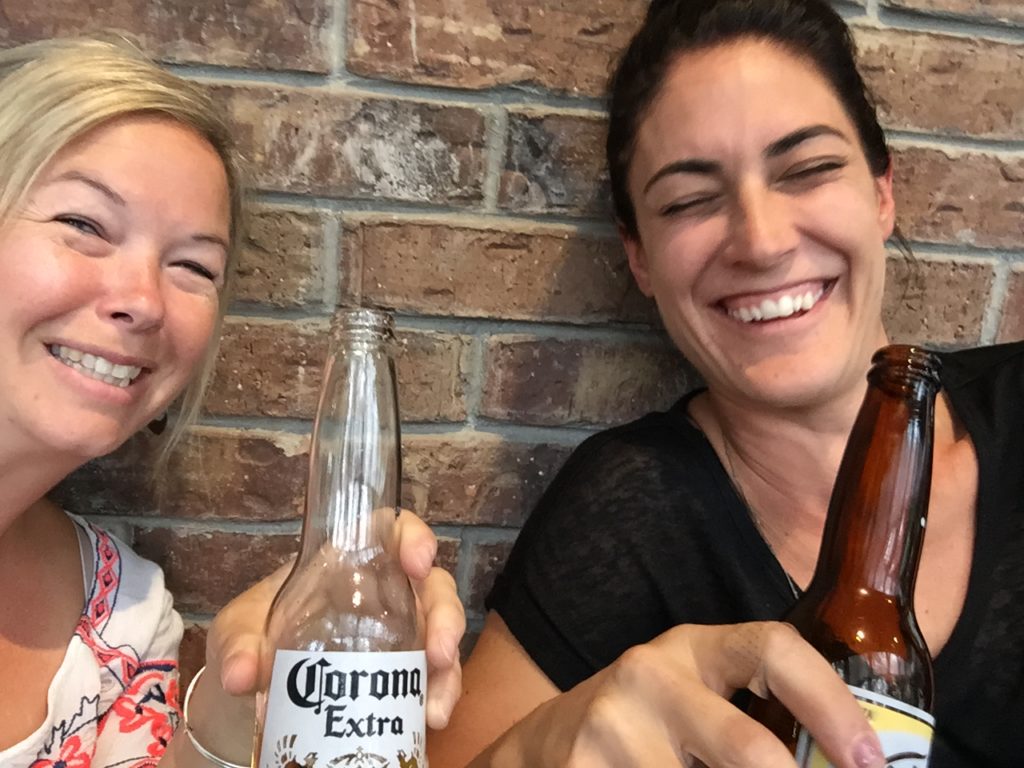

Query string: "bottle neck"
[[808, 359, 939, 605], [300, 321, 401, 559]]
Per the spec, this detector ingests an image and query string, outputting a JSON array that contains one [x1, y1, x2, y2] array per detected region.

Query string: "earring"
[[148, 412, 168, 435]]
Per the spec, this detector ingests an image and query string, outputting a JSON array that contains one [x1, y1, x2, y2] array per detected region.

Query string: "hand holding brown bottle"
[[467, 619, 884, 768]]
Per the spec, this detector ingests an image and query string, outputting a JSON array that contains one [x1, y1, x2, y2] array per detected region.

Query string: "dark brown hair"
[[607, 0, 891, 238]]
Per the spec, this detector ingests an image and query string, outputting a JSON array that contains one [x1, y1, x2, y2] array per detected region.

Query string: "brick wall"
[[40, 0, 1023, 679]]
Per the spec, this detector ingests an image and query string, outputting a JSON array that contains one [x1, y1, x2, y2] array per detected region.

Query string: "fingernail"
[[852, 734, 885, 768], [417, 547, 434, 575], [221, 652, 243, 687], [440, 633, 459, 664]]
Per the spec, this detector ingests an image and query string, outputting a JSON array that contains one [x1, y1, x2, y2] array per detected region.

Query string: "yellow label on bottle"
[[794, 686, 933, 767]]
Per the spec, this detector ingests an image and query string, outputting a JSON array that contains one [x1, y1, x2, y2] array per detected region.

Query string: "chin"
[[731, 356, 864, 411], [38, 421, 138, 463]]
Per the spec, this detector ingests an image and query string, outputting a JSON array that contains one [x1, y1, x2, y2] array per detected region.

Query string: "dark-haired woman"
[[429, 0, 1024, 766]]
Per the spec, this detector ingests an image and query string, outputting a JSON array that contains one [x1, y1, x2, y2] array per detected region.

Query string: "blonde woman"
[[0, 38, 463, 766]]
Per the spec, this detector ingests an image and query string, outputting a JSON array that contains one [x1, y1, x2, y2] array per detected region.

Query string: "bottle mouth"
[[869, 344, 942, 390], [335, 307, 395, 332]]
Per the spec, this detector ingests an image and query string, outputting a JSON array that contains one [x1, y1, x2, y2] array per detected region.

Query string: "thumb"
[[210, 630, 263, 697]]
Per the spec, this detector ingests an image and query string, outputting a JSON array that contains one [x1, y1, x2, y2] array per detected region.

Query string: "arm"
[[428, 611, 559, 767]]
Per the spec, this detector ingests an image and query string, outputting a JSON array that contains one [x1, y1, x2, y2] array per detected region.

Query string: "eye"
[[55, 214, 104, 238], [175, 260, 219, 282], [779, 159, 847, 186], [659, 194, 722, 218]]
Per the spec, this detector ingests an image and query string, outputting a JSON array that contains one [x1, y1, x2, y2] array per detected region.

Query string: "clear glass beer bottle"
[[253, 308, 427, 768], [749, 345, 942, 767]]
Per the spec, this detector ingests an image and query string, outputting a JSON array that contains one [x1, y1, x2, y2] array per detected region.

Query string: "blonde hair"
[[0, 37, 245, 466]]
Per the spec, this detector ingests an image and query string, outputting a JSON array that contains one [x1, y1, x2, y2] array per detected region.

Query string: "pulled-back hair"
[[0, 37, 246, 465], [607, 0, 890, 238]]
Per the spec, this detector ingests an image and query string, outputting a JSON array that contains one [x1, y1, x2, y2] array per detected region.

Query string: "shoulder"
[[72, 516, 183, 662], [545, 394, 711, 497], [498, 393, 724, 577], [940, 341, 1024, 391]]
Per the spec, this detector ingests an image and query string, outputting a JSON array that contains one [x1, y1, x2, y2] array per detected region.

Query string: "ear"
[[875, 159, 896, 240], [620, 224, 655, 297]]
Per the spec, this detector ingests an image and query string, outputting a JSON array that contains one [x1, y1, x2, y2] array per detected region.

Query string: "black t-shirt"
[[487, 342, 1024, 767]]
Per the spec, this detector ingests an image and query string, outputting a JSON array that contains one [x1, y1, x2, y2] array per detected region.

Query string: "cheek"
[[166, 300, 219, 378], [647, 226, 719, 308]]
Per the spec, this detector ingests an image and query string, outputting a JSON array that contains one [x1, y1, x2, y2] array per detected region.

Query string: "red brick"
[[208, 318, 328, 419], [856, 29, 1024, 139], [0, 0, 331, 71], [133, 528, 297, 614], [883, 256, 994, 345], [892, 147, 1024, 249], [214, 85, 487, 204], [467, 540, 516, 615], [393, 332, 473, 423], [54, 427, 308, 522], [499, 111, 611, 217], [347, 0, 644, 96], [208, 318, 471, 422], [234, 206, 329, 309], [882, 0, 1024, 24], [180, 622, 208, 690], [996, 265, 1024, 343], [402, 433, 572, 527], [480, 335, 696, 427], [435, 537, 460, 581], [352, 218, 655, 324]]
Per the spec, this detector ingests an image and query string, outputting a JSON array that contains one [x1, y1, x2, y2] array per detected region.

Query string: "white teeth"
[[777, 294, 795, 318], [48, 344, 143, 387], [728, 285, 827, 324]]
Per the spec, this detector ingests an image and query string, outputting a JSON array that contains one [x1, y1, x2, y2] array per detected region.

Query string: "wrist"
[[180, 666, 254, 768]]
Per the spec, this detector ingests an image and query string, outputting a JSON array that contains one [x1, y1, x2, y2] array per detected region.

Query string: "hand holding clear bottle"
[[251, 308, 430, 768]]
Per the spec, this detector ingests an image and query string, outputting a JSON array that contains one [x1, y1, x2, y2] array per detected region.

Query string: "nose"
[[96, 252, 166, 332], [728, 181, 800, 268]]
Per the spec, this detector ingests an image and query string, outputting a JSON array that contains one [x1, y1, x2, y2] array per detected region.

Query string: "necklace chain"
[[720, 438, 802, 600]]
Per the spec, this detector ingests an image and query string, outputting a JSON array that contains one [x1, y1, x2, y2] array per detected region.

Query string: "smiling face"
[[624, 39, 895, 411], [0, 114, 230, 461]]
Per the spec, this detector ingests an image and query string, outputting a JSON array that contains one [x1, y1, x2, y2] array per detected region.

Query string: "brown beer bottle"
[[750, 345, 941, 767]]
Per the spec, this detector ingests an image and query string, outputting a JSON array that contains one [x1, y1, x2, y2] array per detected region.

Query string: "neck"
[[0, 437, 83, 547], [693, 373, 874, 583], [715, 379, 867, 491]]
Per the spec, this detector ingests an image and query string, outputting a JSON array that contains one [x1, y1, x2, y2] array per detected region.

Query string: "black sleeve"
[[485, 419, 682, 691]]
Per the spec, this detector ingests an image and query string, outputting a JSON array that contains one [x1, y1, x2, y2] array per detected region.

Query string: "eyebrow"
[[51, 170, 127, 207], [191, 233, 230, 252], [51, 169, 230, 251], [642, 124, 851, 195], [765, 124, 849, 158]]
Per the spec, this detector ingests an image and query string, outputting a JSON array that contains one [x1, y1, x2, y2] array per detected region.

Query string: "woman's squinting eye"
[[659, 194, 722, 218], [55, 214, 104, 238], [175, 260, 219, 282], [780, 159, 847, 186]]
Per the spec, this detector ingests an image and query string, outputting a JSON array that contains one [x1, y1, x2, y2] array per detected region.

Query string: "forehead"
[[634, 39, 857, 169], [40, 114, 231, 233]]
